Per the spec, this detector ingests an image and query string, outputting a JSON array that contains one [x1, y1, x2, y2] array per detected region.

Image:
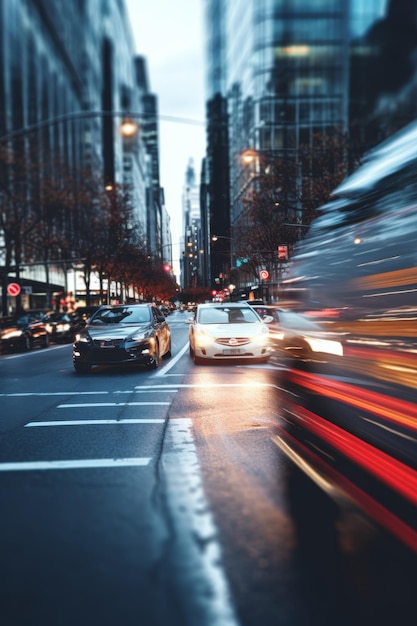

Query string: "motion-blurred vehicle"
[[246, 300, 267, 317], [187, 302, 272, 364], [260, 306, 345, 358], [0, 313, 50, 353], [272, 120, 417, 555], [73, 303, 171, 374]]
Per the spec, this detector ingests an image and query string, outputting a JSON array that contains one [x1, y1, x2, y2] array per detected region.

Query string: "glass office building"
[[204, 0, 414, 294]]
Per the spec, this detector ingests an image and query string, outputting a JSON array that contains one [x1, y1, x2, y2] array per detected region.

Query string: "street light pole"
[[0, 109, 205, 315], [0, 110, 205, 143]]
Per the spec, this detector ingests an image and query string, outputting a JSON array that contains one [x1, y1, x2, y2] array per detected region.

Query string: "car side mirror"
[[263, 315, 274, 323]]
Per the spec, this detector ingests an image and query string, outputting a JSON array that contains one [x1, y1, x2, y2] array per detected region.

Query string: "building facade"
[[0, 0, 163, 313], [181, 159, 204, 291], [204, 0, 417, 299]]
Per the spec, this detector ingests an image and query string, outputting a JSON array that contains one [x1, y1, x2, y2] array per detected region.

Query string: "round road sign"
[[7, 282, 21, 296], [259, 270, 269, 280]]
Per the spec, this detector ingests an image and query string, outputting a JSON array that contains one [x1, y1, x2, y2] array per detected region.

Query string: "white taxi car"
[[187, 302, 272, 365]]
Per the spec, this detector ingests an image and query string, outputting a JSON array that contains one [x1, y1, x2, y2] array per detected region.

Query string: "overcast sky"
[[124, 0, 207, 268]]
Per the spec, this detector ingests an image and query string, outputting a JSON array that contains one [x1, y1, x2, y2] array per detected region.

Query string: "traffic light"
[[278, 245, 288, 260]]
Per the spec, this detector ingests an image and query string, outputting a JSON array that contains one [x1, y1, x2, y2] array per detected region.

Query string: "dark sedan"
[[43, 311, 85, 343], [0, 313, 50, 353], [72, 303, 171, 373]]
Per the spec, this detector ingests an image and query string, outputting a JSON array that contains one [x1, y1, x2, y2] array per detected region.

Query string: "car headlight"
[[305, 337, 343, 356], [57, 323, 71, 332], [193, 327, 213, 347], [4, 330, 23, 339], [75, 333, 91, 343]]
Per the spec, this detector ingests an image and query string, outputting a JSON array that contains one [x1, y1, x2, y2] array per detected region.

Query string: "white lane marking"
[[57, 402, 170, 408], [115, 389, 178, 394], [0, 383, 275, 398], [135, 382, 275, 390], [0, 389, 178, 397], [0, 346, 65, 360], [154, 342, 189, 377], [0, 391, 109, 397], [25, 419, 165, 427], [163, 418, 239, 626], [0, 458, 151, 471]]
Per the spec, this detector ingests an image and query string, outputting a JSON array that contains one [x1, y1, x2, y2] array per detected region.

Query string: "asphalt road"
[[0, 311, 416, 626]]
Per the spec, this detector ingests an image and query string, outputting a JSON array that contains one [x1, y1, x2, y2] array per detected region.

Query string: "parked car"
[[272, 120, 417, 556], [0, 313, 50, 353], [43, 311, 85, 343], [187, 301, 272, 364], [72, 303, 171, 373]]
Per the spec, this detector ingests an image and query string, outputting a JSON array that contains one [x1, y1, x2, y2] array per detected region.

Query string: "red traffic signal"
[[278, 245, 288, 260]]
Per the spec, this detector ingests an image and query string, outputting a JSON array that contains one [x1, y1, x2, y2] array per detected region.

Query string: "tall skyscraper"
[[204, 0, 417, 296]]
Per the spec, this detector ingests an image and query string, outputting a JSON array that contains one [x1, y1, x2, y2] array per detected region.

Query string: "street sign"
[[278, 245, 288, 260], [259, 269, 269, 280], [7, 282, 21, 296]]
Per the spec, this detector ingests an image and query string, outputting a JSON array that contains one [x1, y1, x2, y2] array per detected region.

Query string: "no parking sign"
[[7, 282, 21, 296], [259, 269, 269, 281]]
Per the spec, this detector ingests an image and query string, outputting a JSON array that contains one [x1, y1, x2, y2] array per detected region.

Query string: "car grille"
[[216, 337, 250, 346], [91, 348, 128, 363], [92, 338, 124, 348]]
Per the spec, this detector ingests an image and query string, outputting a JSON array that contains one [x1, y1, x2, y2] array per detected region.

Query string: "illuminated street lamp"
[[0, 109, 202, 314], [0, 109, 204, 144], [120, 118, 139, 137], [211, 234, 232, 242], [241, 149, 258, 165]]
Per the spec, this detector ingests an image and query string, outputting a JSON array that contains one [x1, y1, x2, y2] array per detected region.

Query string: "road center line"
[[0, 458, 152, 471], [25, 419, 165, 427]]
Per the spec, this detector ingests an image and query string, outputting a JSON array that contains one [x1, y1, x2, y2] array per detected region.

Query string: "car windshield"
[[198, 307, 259, 324], [90, 307, 151, 325]]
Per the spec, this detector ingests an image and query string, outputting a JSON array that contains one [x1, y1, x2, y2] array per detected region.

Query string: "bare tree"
[[235, 129, 354, 287]]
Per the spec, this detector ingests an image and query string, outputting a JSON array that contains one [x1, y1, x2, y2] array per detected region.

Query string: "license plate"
[[100, 340, 115, 348], [223, 348, 241, 355]]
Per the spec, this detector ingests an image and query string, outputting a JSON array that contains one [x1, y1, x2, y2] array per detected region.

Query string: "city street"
[[0, 311, 416, 626]]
